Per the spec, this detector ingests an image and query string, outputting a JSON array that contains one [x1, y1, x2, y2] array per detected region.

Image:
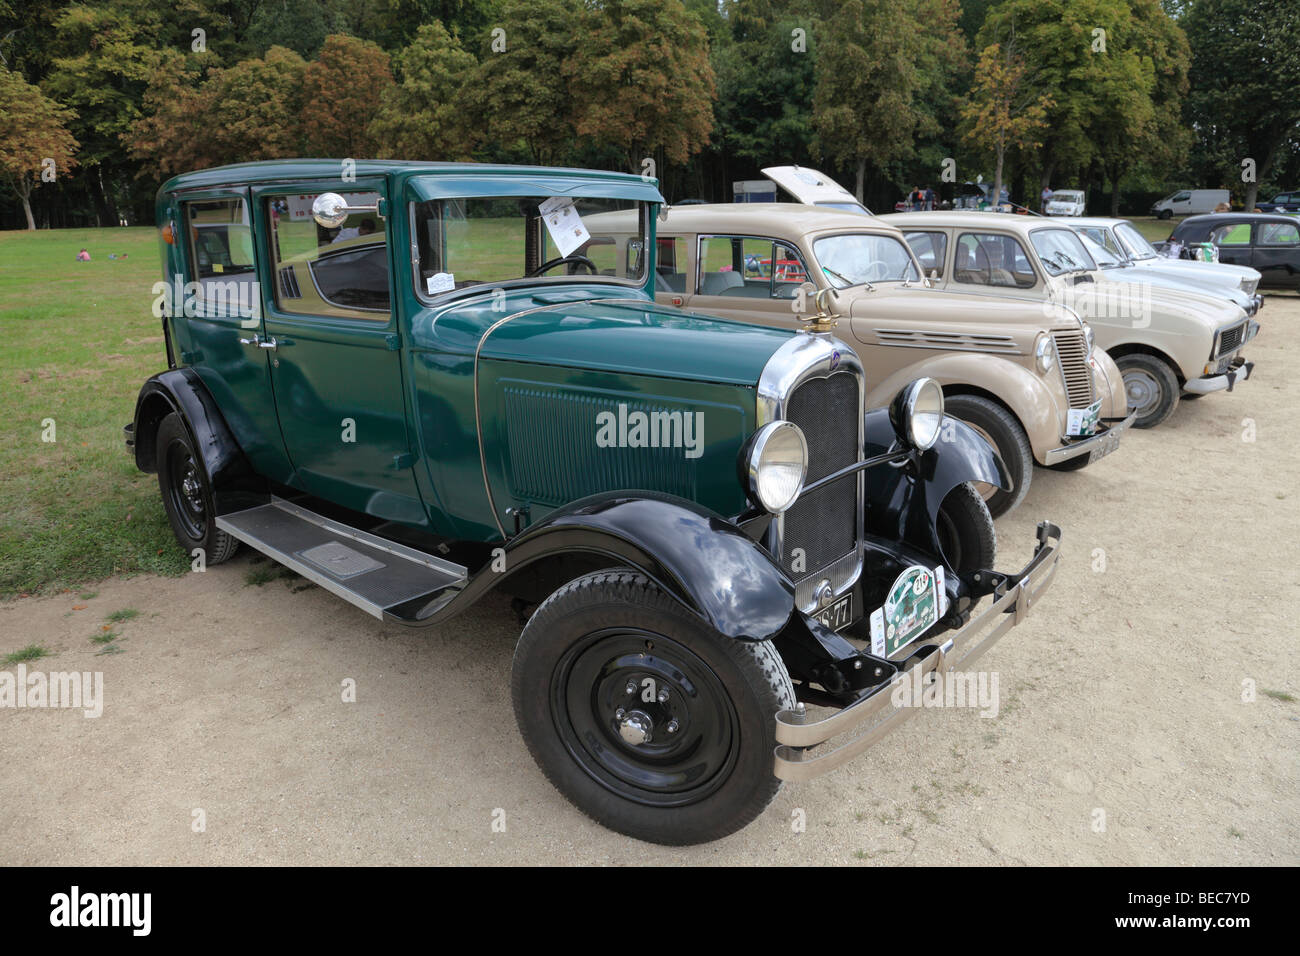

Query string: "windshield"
[[813, 233, 920, 287], [1075, 231, 1123, 268], [411, 196, 648, 297], [1031, 228, 1097, 275], [1114, 221, 1159, 260], [1053, 191, 1084, 202]]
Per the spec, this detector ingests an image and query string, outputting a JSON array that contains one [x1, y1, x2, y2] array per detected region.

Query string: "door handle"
[[238, 334, 261, 347], [257, 337, 277, 350]]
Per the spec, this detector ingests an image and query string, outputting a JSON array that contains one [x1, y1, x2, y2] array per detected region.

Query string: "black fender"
[[862, 408, 1010, 558], [406, 493, 796, 641], [130, 368, 260, 511]]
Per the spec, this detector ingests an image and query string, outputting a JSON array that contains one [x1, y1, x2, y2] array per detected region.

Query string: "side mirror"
[[312, 192, 382, 229], [658, 204, 671, 223]]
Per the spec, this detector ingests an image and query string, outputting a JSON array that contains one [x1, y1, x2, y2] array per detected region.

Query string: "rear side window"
[[697, 236, 808, 299], [266, 192, 390, 319], [904, 231, 948, 277], [655, 236, 689, 293], [953, 233, 1037, 288], [1257, 221, 1299, 245], [183, 198, 258, 317], [1210, 223, 1251, 246]]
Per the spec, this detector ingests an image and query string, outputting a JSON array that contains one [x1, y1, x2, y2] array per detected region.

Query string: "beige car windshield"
[[813, 233, 919, 287]]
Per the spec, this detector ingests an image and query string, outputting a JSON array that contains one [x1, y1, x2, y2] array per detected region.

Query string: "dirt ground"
[[2, 297, 1298, 866]]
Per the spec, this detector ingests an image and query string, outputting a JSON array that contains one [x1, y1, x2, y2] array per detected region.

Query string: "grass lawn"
[[0, 226, 188, 597], [1126, 217, 1177, 243]]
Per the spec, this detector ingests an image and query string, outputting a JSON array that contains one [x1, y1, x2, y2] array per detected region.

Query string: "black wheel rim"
[[550, 628, 739, 808], [165, 440, 207, 541]]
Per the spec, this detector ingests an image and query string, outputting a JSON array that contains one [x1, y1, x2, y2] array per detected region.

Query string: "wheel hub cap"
[[1124, 371, 1159, 413], [618, 710, 653, 746]]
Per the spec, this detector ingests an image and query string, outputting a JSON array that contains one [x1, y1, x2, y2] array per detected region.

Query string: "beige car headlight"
[[743, 421, 808, 513], [1035, 332, 1056, 373], [890, 378, 945, 451]]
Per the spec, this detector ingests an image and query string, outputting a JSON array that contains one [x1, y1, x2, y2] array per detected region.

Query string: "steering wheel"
[[528, 254, 598, 277], [864, 261, 890, 282]]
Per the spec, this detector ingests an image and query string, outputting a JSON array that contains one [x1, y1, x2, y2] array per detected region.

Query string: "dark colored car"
[[1165, 213, 1300, 290], [125, 160, 1061, 845], [1254, 191, 1300, 213]]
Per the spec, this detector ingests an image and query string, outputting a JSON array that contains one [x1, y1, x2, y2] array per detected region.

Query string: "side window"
[[655, 236, 688, 293], [1210, 224, 1251, 246], [1172, 191, 1191, 203], [953, 233, 1036, 288], [266, 192, 389, 319], [697, 236, 808, 298], [183, 198, 258, 315], [905, 231, 947, 277], [1257, 221, 1299, 245]]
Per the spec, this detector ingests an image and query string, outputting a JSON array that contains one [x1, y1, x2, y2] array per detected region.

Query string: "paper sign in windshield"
[[539, 197, 590, 258]]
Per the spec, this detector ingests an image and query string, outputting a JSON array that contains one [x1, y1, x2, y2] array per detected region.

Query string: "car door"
[[1251, 219, 1300, 287], [688, 234, 811, 330], [1209, 222, 1253, 267], [253, 181, 425, 524], [174, 190, 295, 483], [1171, 191, 1192, 215]]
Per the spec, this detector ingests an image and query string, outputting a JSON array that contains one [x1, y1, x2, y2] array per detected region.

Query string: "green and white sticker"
[[1067, 398, 1102, 437], [869, 565, 947, 658]]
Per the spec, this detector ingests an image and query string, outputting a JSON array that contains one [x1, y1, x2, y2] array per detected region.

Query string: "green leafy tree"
[[961, 41, 1052, 208], [0, 66, 79, 229], [301, 34, 393, 157], [566, 0, 716, 171], [369, 22, 478, 160], [1183, 0, 1300, 209]]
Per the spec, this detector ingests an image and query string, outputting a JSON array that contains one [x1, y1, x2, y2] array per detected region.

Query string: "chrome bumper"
[[773, 521, 1062, 782], [1042, 406, 1138, 466], [1184, 358, 1254, 394]]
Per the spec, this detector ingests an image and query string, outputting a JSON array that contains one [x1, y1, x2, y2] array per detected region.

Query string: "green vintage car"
[[126, 160, 1061, 845]]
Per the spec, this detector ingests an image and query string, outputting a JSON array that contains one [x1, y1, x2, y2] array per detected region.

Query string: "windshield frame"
[[1114, 221, 1160, 261], [810, 229, 923, 289], [1029, 226, 1099, 276], [407, 196, 652, 307]]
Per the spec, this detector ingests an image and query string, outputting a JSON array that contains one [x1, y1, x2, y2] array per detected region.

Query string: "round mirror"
[[312, 193, 349, 229]]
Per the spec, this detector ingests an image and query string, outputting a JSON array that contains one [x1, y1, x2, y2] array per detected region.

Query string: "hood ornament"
[[792, 281, 839, 333]]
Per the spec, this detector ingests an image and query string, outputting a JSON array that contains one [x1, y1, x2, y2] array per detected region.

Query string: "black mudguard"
[[409, 493, 796, 642], [130, 368, 260, 511], [862, 408, 1011, 558]]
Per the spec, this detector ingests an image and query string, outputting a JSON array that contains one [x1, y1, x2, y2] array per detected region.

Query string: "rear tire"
[[156, 412, 238, 565], [511, 569, 794, 845], [1115, 354, 1179, 428], [935, 482, 997, 572], [943, 395, 1032, 519]]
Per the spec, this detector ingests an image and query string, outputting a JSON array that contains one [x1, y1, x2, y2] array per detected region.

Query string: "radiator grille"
[[780, 372, 858, 582], [1053, 330, 1094, 409], [1217, 323, 1245, 357]]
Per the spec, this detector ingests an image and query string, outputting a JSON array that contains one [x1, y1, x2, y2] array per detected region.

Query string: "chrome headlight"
[[743, 421, 808, 514], [1034, 332, 1056, 373], [890, 378, 945, 451]]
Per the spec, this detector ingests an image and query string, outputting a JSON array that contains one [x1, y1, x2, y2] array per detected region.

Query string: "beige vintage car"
[[586, 204, 1133, 517], [880, 211, 1259, 429]]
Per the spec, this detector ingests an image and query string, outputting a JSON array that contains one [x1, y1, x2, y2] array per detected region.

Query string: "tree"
[[369, 21, 478, 160], [566, 0, 716, 171], [961, 42, 1052, 208], [301, 34, 393, 158], [1183, 0, 1300, 209], [0, 66, 78, 229]]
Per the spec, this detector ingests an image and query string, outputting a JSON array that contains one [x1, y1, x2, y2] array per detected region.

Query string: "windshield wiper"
[[823, 265, 872, 291]]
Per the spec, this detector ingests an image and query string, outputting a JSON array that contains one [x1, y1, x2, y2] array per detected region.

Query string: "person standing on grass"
[[1040, 185, 1053, 211]]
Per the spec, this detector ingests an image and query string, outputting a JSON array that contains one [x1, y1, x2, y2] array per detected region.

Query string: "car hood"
[[1091, 265, 1254, 309], [846, 283, 1084, 334], [1132, 257, 1261, 285], [1046, 274, 1245, 333]]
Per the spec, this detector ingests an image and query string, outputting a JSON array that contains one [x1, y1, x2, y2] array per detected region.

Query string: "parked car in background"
[[128, 160, 1063, 846], [1164, 213, 1300, 290], [1150, 189, 1231, 219], [1254, 191, 1300, 213], [588, 203, 1133, 518], [1071, 217, 1263, 311], [1045, 190, 1086, 217], [1069, 224, 1262, 317], [883, 211, 1257, 429]]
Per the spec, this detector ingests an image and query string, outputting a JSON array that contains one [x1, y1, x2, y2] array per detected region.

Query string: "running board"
[[216, 497, 467, 621]]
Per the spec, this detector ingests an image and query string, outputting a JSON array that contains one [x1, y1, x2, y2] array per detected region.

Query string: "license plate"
[[1066, 398, 1103, 437], [870, 565, 947, 658], [816, 594, 852, 632], [1088, 425, 1123, 463]]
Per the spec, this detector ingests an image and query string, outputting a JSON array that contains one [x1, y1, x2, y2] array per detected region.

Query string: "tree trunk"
[[993, 147, 1005, 210], [855, 158, 865, 204], [22, 195, 36, 230], [16, 179, 36, 230], [1243, 184, 1259, 211]]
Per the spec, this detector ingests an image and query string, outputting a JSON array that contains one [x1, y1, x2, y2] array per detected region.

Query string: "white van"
[[1150, 189, 1230, 219]]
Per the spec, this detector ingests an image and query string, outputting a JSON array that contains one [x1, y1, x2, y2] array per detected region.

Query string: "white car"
[[1070, 217, 1263, 314], [1045, 190, 1086, 217]]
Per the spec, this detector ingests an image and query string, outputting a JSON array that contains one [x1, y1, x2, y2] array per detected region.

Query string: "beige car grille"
[[875, 329, 1020, 354], [1052, 330, 1094, 409], [1216, 323, 1245, 357]]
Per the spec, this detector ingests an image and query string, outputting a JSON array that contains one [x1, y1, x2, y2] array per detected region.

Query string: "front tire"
[[943, 395, 1032, 519], [1115, 354, 1179, 428], [156, 412, 238, 565], [936, 482, 997, 572], [511, 569, 794, 845]]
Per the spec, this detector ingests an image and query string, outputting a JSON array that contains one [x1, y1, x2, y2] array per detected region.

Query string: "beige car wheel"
[[943, 395, 1031, 519]]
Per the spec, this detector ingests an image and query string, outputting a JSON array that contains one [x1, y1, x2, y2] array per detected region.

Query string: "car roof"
[[1179, 212, 1300, 225], [876, 211, 1067, 235], [161, 159, 655, 194], [655, 202, 902, 237]]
